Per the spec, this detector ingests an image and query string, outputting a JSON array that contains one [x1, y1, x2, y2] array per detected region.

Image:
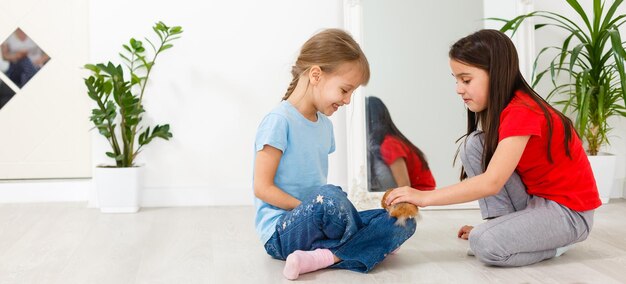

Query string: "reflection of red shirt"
[[499, 91, 601, 211], [380, 135, 436, 190]]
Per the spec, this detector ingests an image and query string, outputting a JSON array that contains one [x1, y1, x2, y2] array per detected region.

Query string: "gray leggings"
[[460, 132, 594, 267]]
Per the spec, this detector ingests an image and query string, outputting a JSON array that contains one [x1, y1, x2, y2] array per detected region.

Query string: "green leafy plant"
[[497, 0, 626, 155], [84, 21, 182, 167]]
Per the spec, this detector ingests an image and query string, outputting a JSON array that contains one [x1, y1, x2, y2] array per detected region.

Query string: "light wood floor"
[[1, 200, 625, 284]]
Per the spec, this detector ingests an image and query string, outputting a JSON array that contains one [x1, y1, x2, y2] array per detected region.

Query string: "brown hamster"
[[381, 189, 419, 226]]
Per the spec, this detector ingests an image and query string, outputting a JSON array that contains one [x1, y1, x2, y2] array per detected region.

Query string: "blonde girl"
[[254, 29, 416, 279]]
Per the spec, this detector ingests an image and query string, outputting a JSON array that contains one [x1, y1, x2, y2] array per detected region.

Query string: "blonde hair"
[[282, 28, 370, 100]]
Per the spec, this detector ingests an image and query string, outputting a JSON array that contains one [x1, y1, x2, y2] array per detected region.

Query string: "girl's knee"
[[319, 184, 347, 196], [469, 226, 508, 265], [305, 185, 355, 221], [316, 185, 350, 204], [461, 131, 483, 155]]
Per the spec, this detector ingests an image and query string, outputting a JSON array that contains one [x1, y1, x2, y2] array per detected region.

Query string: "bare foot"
[[457, 225, 474, 240]]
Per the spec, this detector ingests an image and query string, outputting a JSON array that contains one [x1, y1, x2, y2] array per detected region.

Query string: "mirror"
[[1, 28, 50, 89], [344, 0, 534, 209], [366, 95, 437, 192], [360, 0, 484, 193]]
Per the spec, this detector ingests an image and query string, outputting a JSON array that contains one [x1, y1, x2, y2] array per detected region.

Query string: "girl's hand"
[[384, 186, 431, 207], [457, 225, 474, 240]]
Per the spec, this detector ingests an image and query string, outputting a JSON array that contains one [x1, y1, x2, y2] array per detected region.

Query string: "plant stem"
[[95, 95, 123, 166], [127, 31, 171, 165]]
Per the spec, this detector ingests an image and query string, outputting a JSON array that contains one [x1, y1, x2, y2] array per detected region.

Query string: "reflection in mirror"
[[357, 0, 484, 196], [366, 96, 436, 192], [0, 28, 50, 89], [346, 1, 530, 209], [0, 78, 15, 110]]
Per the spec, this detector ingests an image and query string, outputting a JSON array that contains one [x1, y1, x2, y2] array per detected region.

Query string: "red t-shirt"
[[380, 135, 436, 190], [499, 91, 601, 211]]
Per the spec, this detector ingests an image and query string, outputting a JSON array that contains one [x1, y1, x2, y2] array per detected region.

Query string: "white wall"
[[1, 0, 622, 205], [88, 0, 345, 206], [0, 0, 91, 179], [0, 0, 92, 203]]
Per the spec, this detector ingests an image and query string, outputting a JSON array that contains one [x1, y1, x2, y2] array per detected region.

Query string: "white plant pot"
[[587, 154, 617, 204], [95, 166, 143, 213]]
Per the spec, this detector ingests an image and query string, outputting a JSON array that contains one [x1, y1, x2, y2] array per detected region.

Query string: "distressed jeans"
[[264, 184, 416, 273]]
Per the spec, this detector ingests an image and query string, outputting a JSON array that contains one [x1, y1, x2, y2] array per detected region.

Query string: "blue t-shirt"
[[253, 101, 335, 244]]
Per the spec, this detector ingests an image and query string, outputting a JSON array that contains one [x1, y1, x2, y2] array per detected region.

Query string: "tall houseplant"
[[85, 21, 182, 166], [85, 22, 182, 212], [497, 0, 626, 155], [497, 0, 625, 202]]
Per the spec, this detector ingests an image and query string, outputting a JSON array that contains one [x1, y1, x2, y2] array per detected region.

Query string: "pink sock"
[[283, 249, 335, 280]]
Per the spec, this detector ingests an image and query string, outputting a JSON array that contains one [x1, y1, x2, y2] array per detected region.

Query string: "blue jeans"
[[264, 184, 416, 273]]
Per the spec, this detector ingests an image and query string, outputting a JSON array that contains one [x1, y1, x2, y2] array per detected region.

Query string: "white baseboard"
[[0, 179, 473, 208], [422, 201, 480, 210], [1, 179, 621, 208], [0, 179, 92, 203], [0, 180, 254, 207], [139, 186, 253, 207]]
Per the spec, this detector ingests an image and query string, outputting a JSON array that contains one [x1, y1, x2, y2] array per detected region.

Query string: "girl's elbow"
[[253, 181, 261, 197], [253, 182, 271, 199], [485, 186, 500, 196], [253, 185, 263, 199], [477, 172, 506, 196], [484, 179, 505, 196]]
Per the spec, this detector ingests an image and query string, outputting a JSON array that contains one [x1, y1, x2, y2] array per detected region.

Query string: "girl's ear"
[[309, 65, 322, 86]]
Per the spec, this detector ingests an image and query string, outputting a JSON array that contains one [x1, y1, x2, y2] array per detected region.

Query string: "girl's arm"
[[386, 135, 530, 207], [253, 145, 302, 210], [388, 158, 411, 187]]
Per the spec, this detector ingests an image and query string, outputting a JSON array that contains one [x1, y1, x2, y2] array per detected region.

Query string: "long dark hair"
[[366, 96, 429, 170], [449, 29, 576, 180]]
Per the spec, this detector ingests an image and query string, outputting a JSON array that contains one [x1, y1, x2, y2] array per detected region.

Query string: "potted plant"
[[497, 0, 626, 203], [84, 21, 183, 212]]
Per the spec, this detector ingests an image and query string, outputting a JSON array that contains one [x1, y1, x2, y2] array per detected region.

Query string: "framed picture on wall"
[[0, 28, 50, 90]]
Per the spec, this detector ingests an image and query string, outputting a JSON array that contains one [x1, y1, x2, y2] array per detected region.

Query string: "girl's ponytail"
[[282, 66, 301, 100]]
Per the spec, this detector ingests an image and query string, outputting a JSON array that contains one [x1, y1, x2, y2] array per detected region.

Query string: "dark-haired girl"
[[367, 96, 435, 190], [385, 29, 600, 267]]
